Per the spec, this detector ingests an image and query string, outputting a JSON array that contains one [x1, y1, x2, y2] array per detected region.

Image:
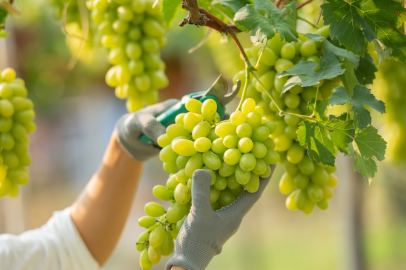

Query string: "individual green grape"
[[140, 248, 152, 270], [286, 190, 299, 210], [219, 189, 235, 207], [202, 99, 217, 121], [246, 112, 262, 129], [215, 122, 237, 138], [287, 143, 305, 164], [321, 185, 334, 199], [284, 93, 300, 109], [172, 139, 197, 156], [284, 160, 298, 176], [300, 40, 317, 57], [192, 121, 211, 140], [274, 135, 292, 152], [303, 201, 316, 214], [298, 156, 315, 175], [306, 182, 324, 202], [163, 161, 178, 173], [223, 148, 242, 166], [245, 173, 260, 193], [263, 137, 276, 150], [227, 174, 240, 190], [293, 173, 309, 189], [166, 124, 190, 139], [153, 185, 173, 201], [174, 183, 191, 204], [145, 202, 165, 217], [230, 111, 246, 126], [239, 153, 256, 172], [262, 149, 280, 164], [236, 123, 252, 138], [242, 98, 256, 115], [138, 216, 156, 228], [281, 43, 296, 60], [310, 166, 329, 186], [149, 226, 166, 248], [316, 199, 329, 210], [238, 138, 253, 153], [136, 231, 150, 251], [251, 142, 267, 158], [210, 186, 221, 204], [166, 202, 188, 223], [148, 245, 161, 264], [211, 138, 227, 154], [202, 151, 221, 170], [223, 135, 239, 148], [251, 126, 270, 142], [279, 173, 295, 194], [157, 134, 171, 147], [295, 189, 309, 210], [202, 166, 216, 185], [176, 156, 190, 169], [327, 174, 338, 187], [159, 145, 178, 163], [252, 158, 267, 175], [194, 137, 211, 152], [186, 99, 202, 114], [219, 162, 236, 178], [259, 47, 277, 66], [160, 231, 175, 256], [275, 58, 294, 73], [255, 71, 275, 92], [185, 153, 203, 177]]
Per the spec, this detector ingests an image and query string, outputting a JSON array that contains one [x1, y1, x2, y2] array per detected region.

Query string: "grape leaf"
[[162, 0, 182, 28], [348, 143, 377, 184], [297, 120, 336, 166], [305, 33, 359, 68], [322, 0, 406, 62], [278, 52, 345, 93], [234, 0, 298, 43], [355, 54, 377, 85], [329, 85, 386, 131], [339, 59, 358, 96], [327, 114, 355, 154], [348, 126, 387, 183], [307, 99, 326, 121]]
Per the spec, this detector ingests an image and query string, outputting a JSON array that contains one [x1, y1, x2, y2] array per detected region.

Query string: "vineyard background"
[[1, 0, 406, 269]]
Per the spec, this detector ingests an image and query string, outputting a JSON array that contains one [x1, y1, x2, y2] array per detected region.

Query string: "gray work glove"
[[116, 99, 178, 162], [166, 165, 276, 270]]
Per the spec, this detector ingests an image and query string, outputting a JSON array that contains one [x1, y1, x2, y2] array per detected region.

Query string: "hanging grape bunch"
[[136, 97, 279, 269], [232, 26, 340, 214], [89, 0, 169, 112], [0, 68, 36, 198]]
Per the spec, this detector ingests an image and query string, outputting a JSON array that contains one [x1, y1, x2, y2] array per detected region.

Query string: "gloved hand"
[[115, 99, 178, 162], [166, 165, 276, 270]]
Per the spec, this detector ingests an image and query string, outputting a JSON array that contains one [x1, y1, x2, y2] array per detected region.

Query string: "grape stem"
[[311, 84, 320, 118], [254, 40, 269, 70], [296, 0, 314, 10], [297, 16, 319, 29], [274, 0, 284, 8], [316, 0, 325, 25], [236, 63, 251, 111]]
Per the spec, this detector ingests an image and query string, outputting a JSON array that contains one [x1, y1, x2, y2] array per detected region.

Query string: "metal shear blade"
[[204, 75, 241, 106]]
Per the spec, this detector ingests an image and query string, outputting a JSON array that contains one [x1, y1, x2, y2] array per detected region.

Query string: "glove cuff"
[[165, 240, 217, 270]]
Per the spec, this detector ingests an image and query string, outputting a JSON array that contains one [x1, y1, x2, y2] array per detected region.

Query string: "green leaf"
[[278, 52, 345, 93], [339, 58, 358, 96], [322, 0, 406, 62], [348, 126, 387, 183], [162, 0, 182, 28], [329, 85, 386, 131], [355, 54, 377, 85], [327, 114, 355, 154], [234, 0, 298, 43], [297, 120, 336, 167], [305, 33, 360, 68], [348, 143, 377, 184]]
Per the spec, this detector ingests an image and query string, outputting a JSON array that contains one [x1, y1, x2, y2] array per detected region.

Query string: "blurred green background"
[[1, 0, 406, 270]]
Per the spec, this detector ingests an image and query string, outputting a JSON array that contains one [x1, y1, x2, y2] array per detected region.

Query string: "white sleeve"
[[0, 207, 100, 270]]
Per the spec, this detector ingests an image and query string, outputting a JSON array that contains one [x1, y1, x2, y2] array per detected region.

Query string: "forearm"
[[70, 132, 144, 266], [171, 266, 187, 270]]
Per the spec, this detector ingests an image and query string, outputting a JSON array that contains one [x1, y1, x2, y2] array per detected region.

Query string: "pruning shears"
[[139, 75, 241, 145]]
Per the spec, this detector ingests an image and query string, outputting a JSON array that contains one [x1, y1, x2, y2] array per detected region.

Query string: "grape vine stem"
[[296, 0, 314, 10]]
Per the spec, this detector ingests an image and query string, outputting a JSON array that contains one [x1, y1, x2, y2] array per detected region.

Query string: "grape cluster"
[[0, 68, 36, 198], [89, 0, 168, 112], [233, 26, 340, 214], [136, 97, 279, 269]]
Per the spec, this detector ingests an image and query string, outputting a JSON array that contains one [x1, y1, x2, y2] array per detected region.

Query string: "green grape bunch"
[[136, 97, 279, 269], [233, 26, 339, 214], [0, 68, 36, 198], [89, 0, 169, 112]]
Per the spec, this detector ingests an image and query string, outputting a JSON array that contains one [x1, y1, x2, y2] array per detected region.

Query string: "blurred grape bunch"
[[48, 0, 100, 65], [0, 68, 36, 198], [89, 0, 169, 112], [371, 59, 406, 162]]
